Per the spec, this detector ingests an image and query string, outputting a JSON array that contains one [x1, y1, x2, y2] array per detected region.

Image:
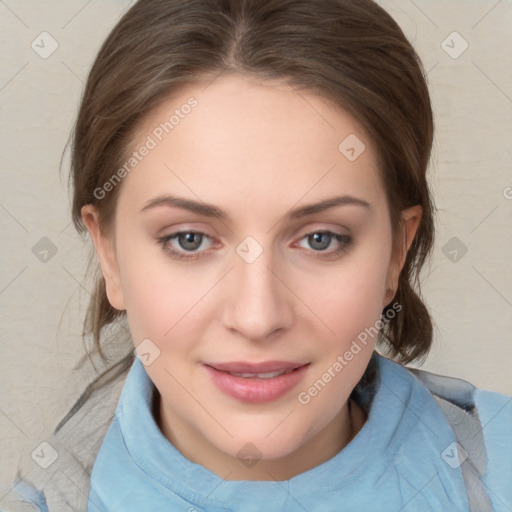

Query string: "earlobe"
[[81, 205, 126, 311]]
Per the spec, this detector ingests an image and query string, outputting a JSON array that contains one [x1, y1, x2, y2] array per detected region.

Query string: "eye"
[[296, 231, 352, 257], [157, 229, 352, 261], [157, 231, 213, 260]]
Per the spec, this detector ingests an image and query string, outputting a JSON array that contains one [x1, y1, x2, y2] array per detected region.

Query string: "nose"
[[221, 245, 294, 342]]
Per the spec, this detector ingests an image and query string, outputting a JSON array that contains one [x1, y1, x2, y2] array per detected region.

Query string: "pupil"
[[310, 233, 330, 250], [180, 233, 201, 250]]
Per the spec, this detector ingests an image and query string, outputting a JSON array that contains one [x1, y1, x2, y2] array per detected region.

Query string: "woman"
[[5, 0, 511, 511]]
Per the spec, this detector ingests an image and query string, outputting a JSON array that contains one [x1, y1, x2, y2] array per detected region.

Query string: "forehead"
[[119, 73, 385, 221]]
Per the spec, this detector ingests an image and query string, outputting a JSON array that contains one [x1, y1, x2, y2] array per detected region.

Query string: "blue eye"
[[308, 232, 334, 251], [157, 231, 211, 260], [298, 231, 352, 256], [174, 232, 204, 251], [157, 230, 352, 261]]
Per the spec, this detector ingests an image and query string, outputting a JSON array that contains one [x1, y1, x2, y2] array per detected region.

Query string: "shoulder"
[[474, 385, 512, 463], [405, 361, 512, 509], [474, 386, 512, 505], [1, 354, 134, 512], [473, 386, 512, 431]]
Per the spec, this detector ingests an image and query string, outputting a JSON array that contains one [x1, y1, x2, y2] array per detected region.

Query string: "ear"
[[383, 205, 422, 307], [81, 205, 126, 311]]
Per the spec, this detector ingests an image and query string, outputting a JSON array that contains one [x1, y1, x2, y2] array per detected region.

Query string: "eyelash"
[[156, 230, 353, 261]]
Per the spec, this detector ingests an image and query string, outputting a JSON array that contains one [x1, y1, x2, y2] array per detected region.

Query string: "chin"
[[217, 421, 313, 462]]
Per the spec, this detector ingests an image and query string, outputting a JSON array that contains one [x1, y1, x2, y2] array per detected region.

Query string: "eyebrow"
[[140, 194, 371, 221]]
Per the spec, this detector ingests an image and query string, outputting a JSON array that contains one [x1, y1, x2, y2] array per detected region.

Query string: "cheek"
[[293, 247, 390, 425], [299, 238, 392, 343], [115, 235, 209, 347]]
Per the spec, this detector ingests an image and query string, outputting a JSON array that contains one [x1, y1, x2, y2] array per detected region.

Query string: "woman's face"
[[84, 73, 420, 480]]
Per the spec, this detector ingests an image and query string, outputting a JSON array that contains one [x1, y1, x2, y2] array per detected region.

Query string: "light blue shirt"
[[5, 352, 511, 511], [85, 353, 512, 512]]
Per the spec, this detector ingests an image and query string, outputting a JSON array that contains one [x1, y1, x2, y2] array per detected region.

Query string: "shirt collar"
[[115, 351, 427, 506]]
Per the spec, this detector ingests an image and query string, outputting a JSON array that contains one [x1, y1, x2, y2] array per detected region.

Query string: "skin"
[[82, 72, 421, 481]]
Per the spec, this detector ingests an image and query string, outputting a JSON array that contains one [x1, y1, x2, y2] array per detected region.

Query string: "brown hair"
[[70, 0, 435, 367]]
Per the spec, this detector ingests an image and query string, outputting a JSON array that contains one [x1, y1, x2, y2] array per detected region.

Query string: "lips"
[[207, 360, 305, 374], [228, 369, 293, 379], [203, 360, 310, 403]]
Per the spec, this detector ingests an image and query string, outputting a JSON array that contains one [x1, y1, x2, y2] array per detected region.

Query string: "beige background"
[[1, 0, 511, 499]]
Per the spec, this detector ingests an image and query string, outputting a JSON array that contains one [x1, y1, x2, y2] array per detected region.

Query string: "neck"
[[155, 393, 367, 481]]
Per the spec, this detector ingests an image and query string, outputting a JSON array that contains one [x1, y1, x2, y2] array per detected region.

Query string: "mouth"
[[203, 361, 310, 403], [226, 369, 295, 379]]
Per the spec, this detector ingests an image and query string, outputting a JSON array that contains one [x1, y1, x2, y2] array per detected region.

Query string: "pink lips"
[[203, 360, 310, 403]]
